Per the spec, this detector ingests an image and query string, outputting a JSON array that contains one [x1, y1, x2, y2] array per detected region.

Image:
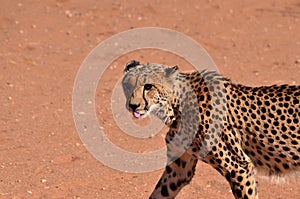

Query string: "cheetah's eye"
[[144, 84, 153, 91]]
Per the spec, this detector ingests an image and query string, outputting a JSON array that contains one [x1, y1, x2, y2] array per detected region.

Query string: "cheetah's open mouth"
[[132, 105, 161, 119], [133, 111, 142, 118], [132, 110, 147, 119]]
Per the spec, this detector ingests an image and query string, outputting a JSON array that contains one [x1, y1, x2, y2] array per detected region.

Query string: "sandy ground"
[[1, 0, 300, 198]]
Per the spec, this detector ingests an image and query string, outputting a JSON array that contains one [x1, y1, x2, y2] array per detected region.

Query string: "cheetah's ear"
[[165, 65, 178, 77], [124, 60, 140, 72]]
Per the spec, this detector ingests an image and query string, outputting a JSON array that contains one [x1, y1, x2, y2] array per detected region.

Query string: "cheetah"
[[122, 60, 300, 199]]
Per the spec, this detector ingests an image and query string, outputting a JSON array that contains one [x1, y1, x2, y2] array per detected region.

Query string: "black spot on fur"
[[170, 183, 177, 191], [166, 166, 172, 174], [161, 185, 169, 197], [174, 158, 181, 167]]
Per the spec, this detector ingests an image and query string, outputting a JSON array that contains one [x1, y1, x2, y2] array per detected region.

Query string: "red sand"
[[1, 0, 299, 198]]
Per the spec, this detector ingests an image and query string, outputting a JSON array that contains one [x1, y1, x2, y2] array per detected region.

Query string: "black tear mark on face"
[[142, 85, 150, 111], [124, 60, 140, 72]]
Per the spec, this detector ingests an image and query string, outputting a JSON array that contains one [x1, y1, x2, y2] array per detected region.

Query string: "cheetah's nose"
[[128, 103, 140, 111]]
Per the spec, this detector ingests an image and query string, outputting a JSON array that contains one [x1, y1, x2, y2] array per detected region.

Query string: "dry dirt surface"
[[1, 0, 300, 198]]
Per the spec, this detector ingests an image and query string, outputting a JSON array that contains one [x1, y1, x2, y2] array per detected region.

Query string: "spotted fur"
[[122, 61, 300, 199]]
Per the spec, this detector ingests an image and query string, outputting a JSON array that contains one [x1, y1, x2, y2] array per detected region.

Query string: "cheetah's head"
[[122, 61, 179, 125]]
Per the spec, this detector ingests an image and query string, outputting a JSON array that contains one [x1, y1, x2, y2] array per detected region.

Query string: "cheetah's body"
[[122, 61, 300, 199]]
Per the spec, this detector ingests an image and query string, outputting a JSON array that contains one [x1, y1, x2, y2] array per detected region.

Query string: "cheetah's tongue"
[[133, 112, 141, 118]]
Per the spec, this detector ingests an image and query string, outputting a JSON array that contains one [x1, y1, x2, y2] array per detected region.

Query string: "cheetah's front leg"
[[149, 152, 198, 199], [204, 140, 258, 199]]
